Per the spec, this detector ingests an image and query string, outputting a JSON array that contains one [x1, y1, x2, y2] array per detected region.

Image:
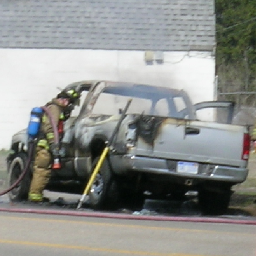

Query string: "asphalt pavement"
[[1, 211, 256, 256], [1, 189, 256, 225]]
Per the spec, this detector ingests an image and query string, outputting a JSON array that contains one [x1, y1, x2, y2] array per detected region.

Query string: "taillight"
[[242, 133, 250, 160]]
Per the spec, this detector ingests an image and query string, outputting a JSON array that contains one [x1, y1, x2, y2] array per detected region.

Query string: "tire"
[[8, 153, 32, 202], [120, 190, 144, 211], [89, 156, 120, 210], [198, 187, 232, 215]]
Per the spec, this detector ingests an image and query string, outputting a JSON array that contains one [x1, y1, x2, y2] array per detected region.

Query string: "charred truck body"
[[7, 81, 250, 214]]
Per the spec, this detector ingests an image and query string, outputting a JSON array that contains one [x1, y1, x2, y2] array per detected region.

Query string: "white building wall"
[[0, 49, 215, 149]]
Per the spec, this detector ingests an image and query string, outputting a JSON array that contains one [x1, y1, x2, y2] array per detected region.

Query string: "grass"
[[0, 149, 11, 156], [234, 178, 256, 190], [0, 150, 8, 180]]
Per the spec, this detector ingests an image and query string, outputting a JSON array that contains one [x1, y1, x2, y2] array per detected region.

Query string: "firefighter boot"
[[29, 168, 51, 202]]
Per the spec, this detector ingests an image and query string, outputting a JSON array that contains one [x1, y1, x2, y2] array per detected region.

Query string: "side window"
[[70, 91, 88, 117], [154, 98, 169, 116], [92, 93, 119, 115], [92, 93, 152, 116], [166, 96, 188, 118], [173, 97, 186, 112]]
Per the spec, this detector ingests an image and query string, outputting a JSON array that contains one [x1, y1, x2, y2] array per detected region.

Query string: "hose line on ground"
[[0, 105, 60, 197], [0, 141, 35, 196]]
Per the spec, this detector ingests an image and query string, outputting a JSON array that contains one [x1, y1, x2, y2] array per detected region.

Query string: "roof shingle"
[[0, 0, 215, 51]]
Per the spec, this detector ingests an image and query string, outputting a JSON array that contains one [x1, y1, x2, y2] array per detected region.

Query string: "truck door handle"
[[185, 127, 200, 135]]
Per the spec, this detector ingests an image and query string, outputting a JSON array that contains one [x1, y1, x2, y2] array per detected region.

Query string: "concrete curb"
[[1, 206, 256, 225]]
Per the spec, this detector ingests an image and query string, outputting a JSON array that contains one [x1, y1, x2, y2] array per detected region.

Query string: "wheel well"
[[8, 142, 28, 164], [11, 142, 27, 154], [90, 138, 107, 161]]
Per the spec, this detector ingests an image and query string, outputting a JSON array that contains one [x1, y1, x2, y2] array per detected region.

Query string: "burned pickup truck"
[[7, 80, 250, 214]]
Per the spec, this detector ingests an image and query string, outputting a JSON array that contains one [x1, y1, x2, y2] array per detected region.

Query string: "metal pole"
[[77, 99, 132, 209]]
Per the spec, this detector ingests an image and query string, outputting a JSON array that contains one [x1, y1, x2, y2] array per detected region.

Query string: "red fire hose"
[[0, 106, 60, 197]]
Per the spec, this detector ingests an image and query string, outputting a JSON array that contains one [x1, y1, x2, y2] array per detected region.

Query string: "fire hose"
[[0, 141, 35, 196], [0, 106, 59, 197]]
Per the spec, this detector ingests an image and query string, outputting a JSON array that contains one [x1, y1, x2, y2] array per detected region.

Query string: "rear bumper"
[[111, 155, 249, 184]]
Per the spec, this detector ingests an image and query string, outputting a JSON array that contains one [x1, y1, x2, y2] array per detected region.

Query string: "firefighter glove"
[[50, 143, 60, 157], [59, 147, 66, 158]]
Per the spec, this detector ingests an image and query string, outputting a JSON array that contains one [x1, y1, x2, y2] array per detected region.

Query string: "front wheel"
[[8, 152, 32, 202], [89, 156, 120, 210]]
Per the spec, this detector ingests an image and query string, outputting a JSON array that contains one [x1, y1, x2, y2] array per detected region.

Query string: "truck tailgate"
[[135, 118, 247, 167]]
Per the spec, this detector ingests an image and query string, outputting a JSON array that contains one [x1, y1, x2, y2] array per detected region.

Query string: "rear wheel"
[[198, 187, 232, 215], [8, 152, 32, 202], [89, 157, 120, 210]]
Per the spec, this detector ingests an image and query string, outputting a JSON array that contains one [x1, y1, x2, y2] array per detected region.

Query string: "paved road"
[[0, 210, 256, 256]]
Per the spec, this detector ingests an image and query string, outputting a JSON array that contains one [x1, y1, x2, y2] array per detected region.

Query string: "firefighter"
[[28, 88, 80, 202]]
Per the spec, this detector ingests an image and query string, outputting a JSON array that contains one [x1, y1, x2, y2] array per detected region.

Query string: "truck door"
[[193, 101, 235, 124]]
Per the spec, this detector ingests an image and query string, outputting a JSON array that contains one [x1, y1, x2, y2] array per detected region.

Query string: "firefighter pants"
[[29, 147, 52, 201]]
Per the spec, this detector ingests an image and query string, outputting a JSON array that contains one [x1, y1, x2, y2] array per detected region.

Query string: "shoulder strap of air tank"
[[41, 106, 60, 146], [45, 101, 56, 107]]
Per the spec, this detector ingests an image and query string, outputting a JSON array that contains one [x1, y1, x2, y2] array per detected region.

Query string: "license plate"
[[177, 161, 198, 174]]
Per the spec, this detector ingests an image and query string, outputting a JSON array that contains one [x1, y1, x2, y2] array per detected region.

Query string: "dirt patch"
[[229, 194, 256, 216]]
